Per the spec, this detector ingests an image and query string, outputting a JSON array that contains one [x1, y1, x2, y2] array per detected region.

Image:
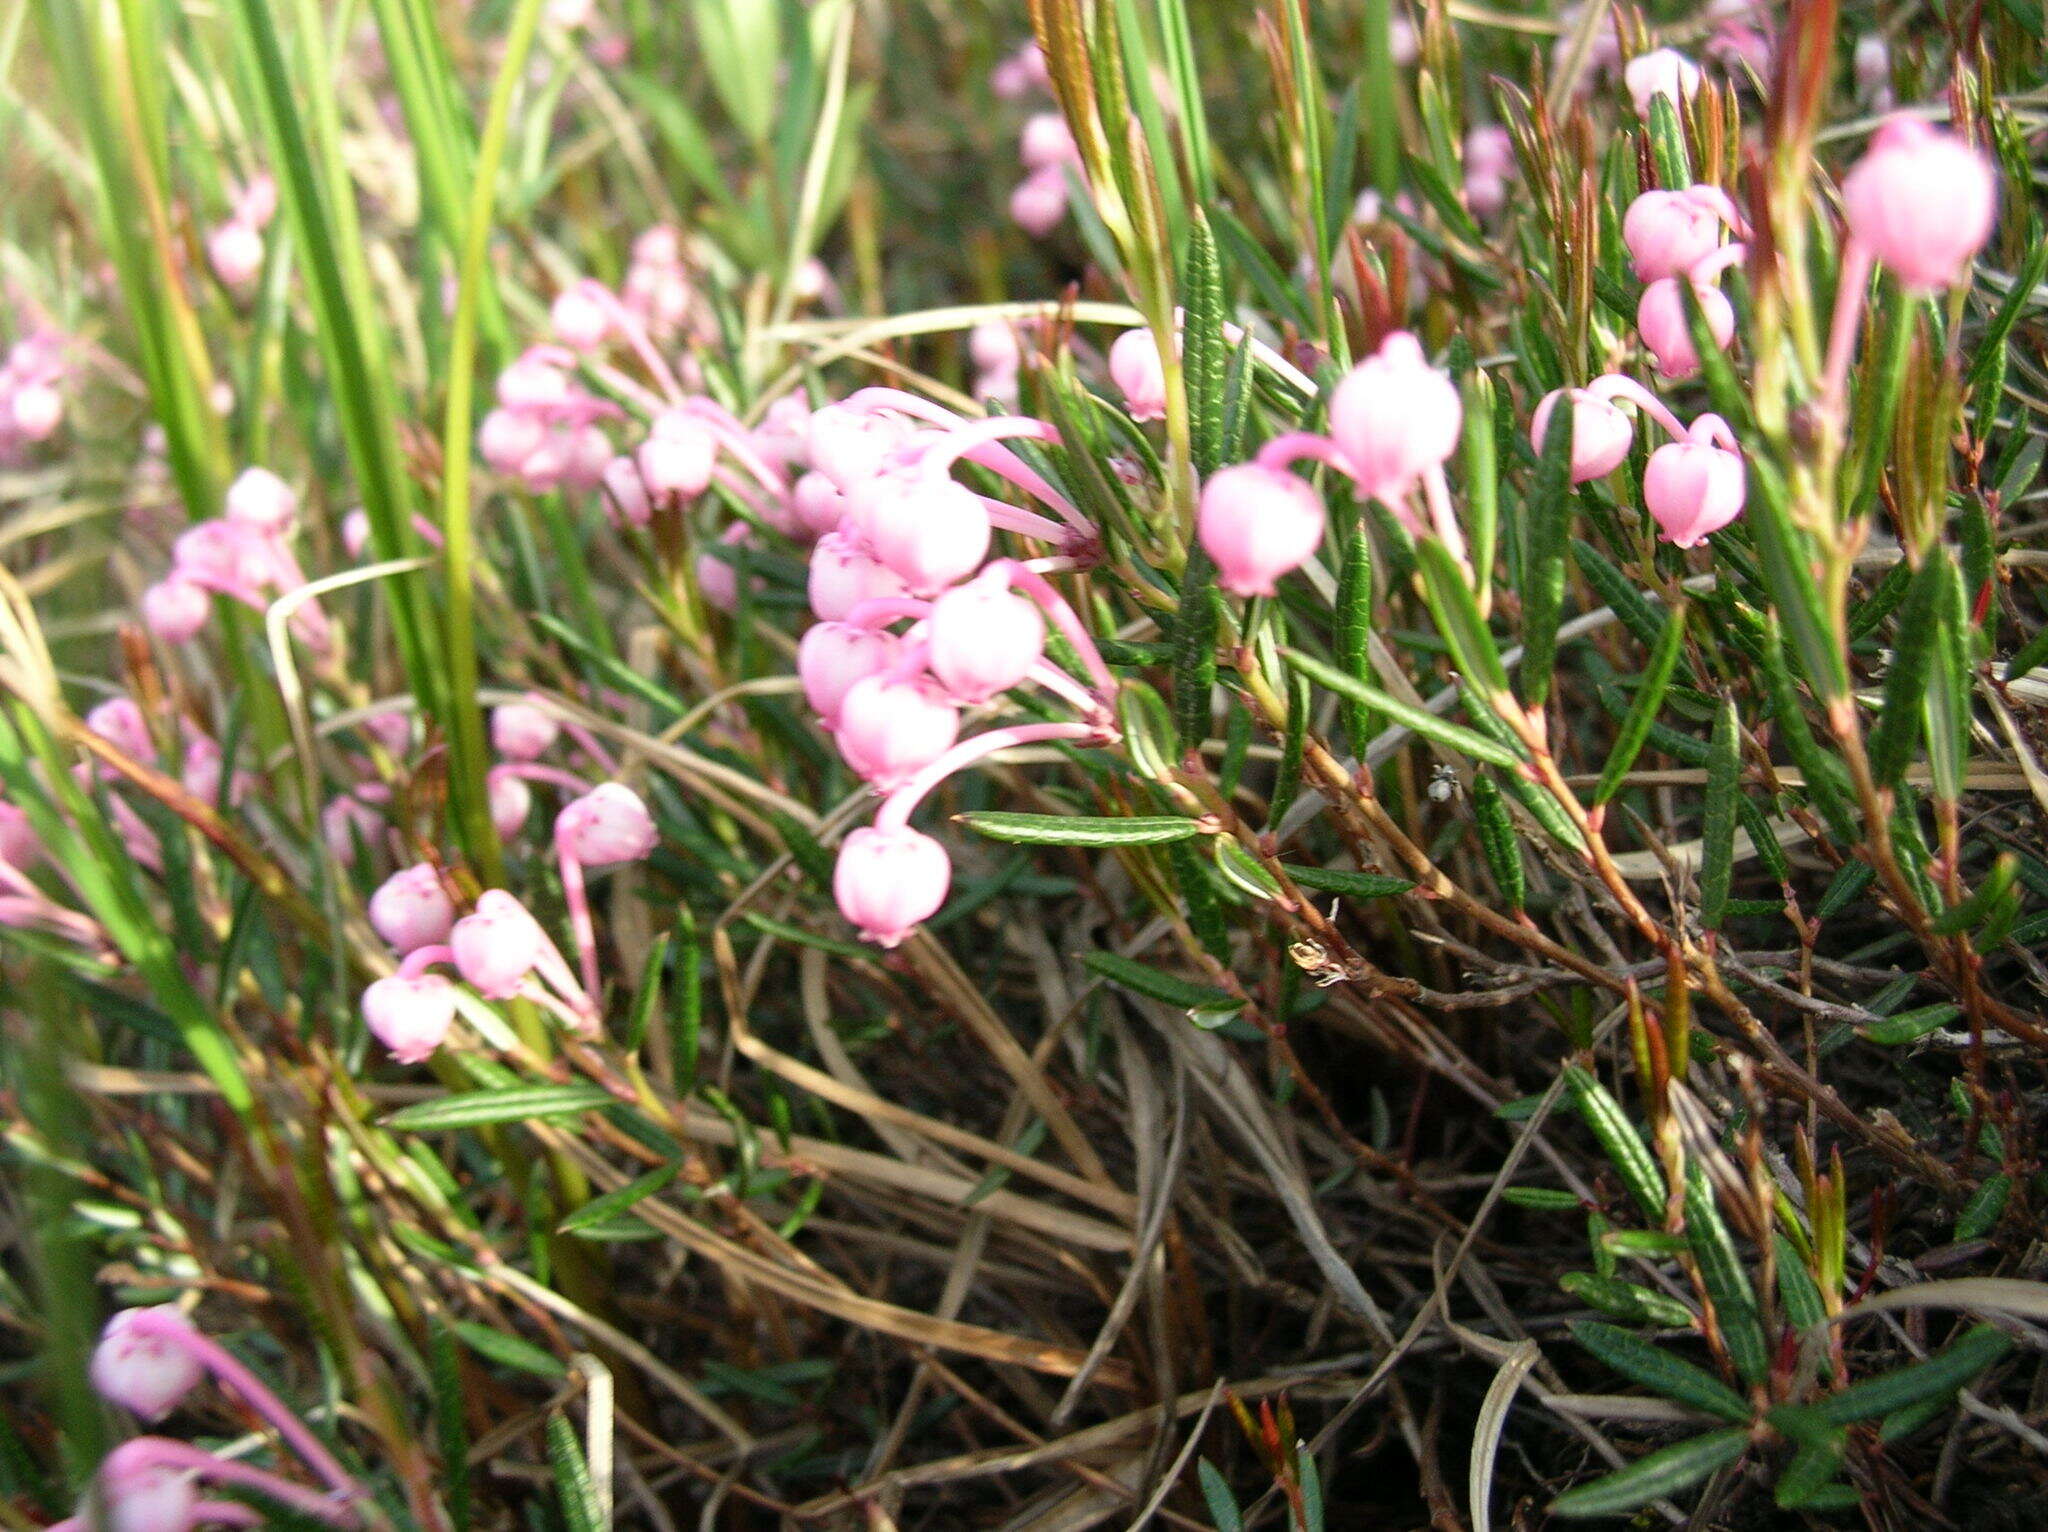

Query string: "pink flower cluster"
[[206, 175, 278, 294], [1622, 183, 1747, 381], [1531, 377, 1747, 548], [141, 468, 331, 651], [1197, 330, 1463, 596], [1010, 113, 1082, 238], [72, 1305, 363, 1531], [0, 327, 66, 462], [478, 345, 619, 493]]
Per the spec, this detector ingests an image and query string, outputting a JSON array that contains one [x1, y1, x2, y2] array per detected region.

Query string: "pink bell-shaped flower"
[[1529, 388, 1636, 483], [835, 675, 961, 791], [600, 455, 652, 529], [864, 476, 991, 595], [489, 769, 533, 838], [807, 405, 912, 492], [558, 783, 658, 866], [927, 580, 1045, 703], [224, 467, 297, 533], [1644, 431, 1746, 549], [368, 865, 457, 954], [697, 524, 757, 612], [341, 508, 372, 558], [142, 578, 211, 644], [1009, 168, 1069, 238], [808, 532, 912, 621], [180, 737, 249, 808], [799, 621, 900, 728], [207, 220, 263, 290], [1108, 329, 1169, 422], [91, 1308, 204, 1422], [1197, 464, 1327, 596], [834, 825, 951, 947], [94, 1440, 202, 1532], [1622, 188, 1727, 283], [450, 893, 545, 999], [790, 471, 849, 539], [637, 412, 718, 502], [86, 698, 155, 762], [1327, 332, 1462, 505], [479, 408, 546, 476], [361, 973, 458, 1063], [1624, 48, 1701, 116], [1636, 278, 1734, 380], [550, 282, 611, 349], [10, 381, 62, 440], [1841, 115, 1997, 291], [1019, 112, 1078, 171], [491, 702, 561, 761]]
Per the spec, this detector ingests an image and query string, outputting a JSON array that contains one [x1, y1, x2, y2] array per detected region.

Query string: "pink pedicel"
[[799, 621, 900, 728], [833, 825, 951, 948], [835, 674, 962, 791], [450, 894, 546, 999], [1108, 329, 1168, 422], [91, 1307, 205, 1422], [491, 702, 561, 761], [926, 577, 1046, 703], [1529, 388, 1636, 483], [1326, 332, 1462, 506], [360, 973, 458, 1063], [1644, 416, 1746, 548], [1636, 277, 1734, 380], [1622, 188, 1731, 283], [1197, 463, 1328, 596], [367, 865, 457, 954], [1840, 115, 1997, 291], [557, 783, 658, 867]]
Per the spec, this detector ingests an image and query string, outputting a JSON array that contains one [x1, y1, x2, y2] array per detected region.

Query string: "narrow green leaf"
[[1181, 208, 1227, 475], [1747, 461, 1850, 703], [385, 1084, 616, 1132], [1336, 522, 1377, 754], [1561, 1274, 1697, 1330], [1170, 838, 1232, 963], [1594, 604, 1688, 804], [1563, 1067, 1665, 1223], [1197, 1460, 1244, 1531], [1549, 1428, 1747, 1518], [1645, 94, 1691, 188], [558, 1164, 680, 1235], [1282, 864, 1416, 900], [1282, 650, 1524, 768], [1572, 539, 1668, 652], [453, 1322, 565, 1379], [1774, 1236, 1828, 1332], [955, 811, 1204, 847], [1520, 402, 1577, 704], [1684, 1161, 1769, 1386], [1784, 1325, 2011, 1427], [1471, 772, 1527, 912], [429, 1323, 473, 1531], [1571, 1322, 1749, 1421], [1173, 549, 1221, 751], [1418, 538, 1512, 698], [547, 1413, 602, 1532], [1953, 1174, 2011, 1242], [1082, 950, 1242, 1013], [1774, 1429, 1847, 1510], [1866, 550, 1949, 788], [1861, 1002, 1960, 1046], [1699, 698, 1741, 930]]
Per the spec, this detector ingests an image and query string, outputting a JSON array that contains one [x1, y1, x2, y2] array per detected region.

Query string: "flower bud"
[[322, 791, 385, 864], [1529, 388, 1636, 483], [1621, 188, 1725, 283], [1009, 168, 1069, 238], [450, 895, 544, 999], [489, 770, 533, 838], [790, 470, 848, 539], [927, 581, 1045, 703], [341, 508, 372, 558], [969, 321, 1023, 378], [1327, 332, 1461, 504], [1197, 464, 1327, 596], [492, 703, 560, 761], [478, 408, 546, 475], [550, 282, 611, 349], [496, 348, 574, 411], [697, 524, 757, 612], [180, 737, 248, 808], [235, 173, 278, 229], [632, 224, 681, 268], [91, 1308, 203, 1422], [798, 621, 899, 727], [0, 800, 38, 867], [224, 467, 297, 533], [207, 220, 264, 290], [865, 476, 991, 596], [368, 865, 457, 954], [1644, 439, 1746, 548], [361, 973, 458, 1063], [1841, 115, 1997, 291], [808, 532, 911, 621], [558, 782, 657, 866], [636, 413, 718, 502], [1636, 278, 1734, 380], [9, 381, 62, 440], [1623, 48, 1701, 116], [1108, 330, 1168, 422], [835, 675, 961, 791], [142, 579, 211, 644], [1019, 112, 1078, 171], [834, 825, 951, 947], [96, 1441, 201, 1532], [87, 698, 155, 762], [807, 405, 912, 492]]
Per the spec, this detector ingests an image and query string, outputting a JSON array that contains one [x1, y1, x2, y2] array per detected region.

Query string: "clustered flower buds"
[[1528, 374, 1747, 550], [478, 346, 617, 493], [1009, 111, 1081, 238], [143, 467, 329, 649], [0, 326, 68, 464], [207, 174, 277, 294]]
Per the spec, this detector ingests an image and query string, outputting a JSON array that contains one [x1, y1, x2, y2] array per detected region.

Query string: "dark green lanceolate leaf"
[[1862, 1002, 1960, 1046], [1776, 1326, 2011, 1430], [547, 1414, 603, 1532], [1848, 555, 1914, 642], [1336, 521, 1377, 754], [1930, 853, 2018, 936], [1172, 549, 1221, 752], [1698, 698, 1741, 930], [955, 811, 1204, 847], [1815, 860, 1875, 921], [1282, 650, 1524, 768], [1283, 864, 1416, 900], [1197, 1460, 1244, 1531], [1505, 1187, 1583, 1211], [1594, 605, 1688, 804], [1923, 555, 1972, 804], [1774, 1237, 1828, 1332], [623, 931, 670, 1054], [1953, 1174, 2011, 1242], [557, 1164, 680, 1235], [1684, 1162, 1769, 1386], [1181, 210, 1229, 476], [1571, 1322, 1749, 1421], [1561, 1275, 1697, 1330], [1563, 1067, 1665, 1222], [1464, 371, 1500, 604], [1866, 549, 1951, 788], [1170, 838, 1232, 963], [1520, 403, 1577, 704], [385, 1084, 617, 1132], [1747, 461, 1850, 705], [429, 1323, 473, 1531], [1271, 668, 1312, 825], [1471, 772, 1526, 912], [453, 1321, 565, 1378], [1965, 235, 2048, 394], [1549, 1428, 1748, 1519], [1418, 538, 1512, 698], [1774, 1429, 1848, 1510], [1571, 539, 1668, 652], [1758, 614, 1858, 843], [1645, 93, 1691, 189], [1081, 950, 1242, 1014]]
